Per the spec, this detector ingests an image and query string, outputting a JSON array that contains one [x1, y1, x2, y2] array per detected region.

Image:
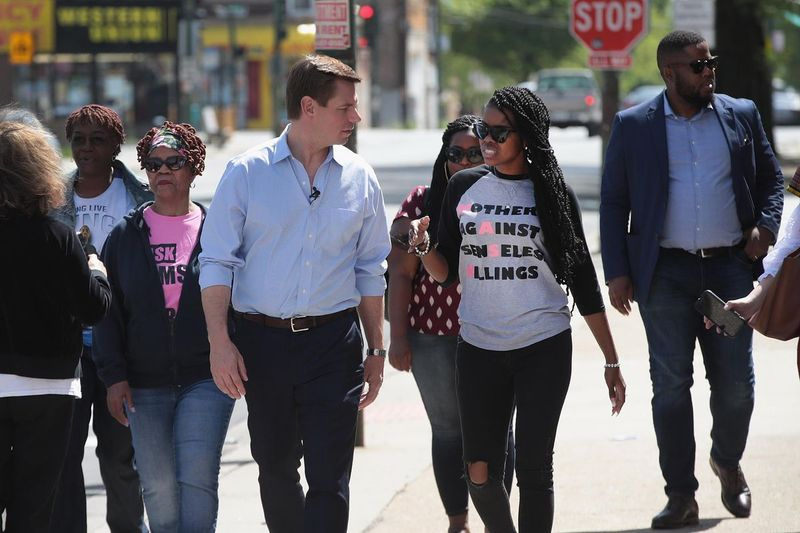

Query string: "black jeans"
[[0, 394, 73, 533], [51, 349, 146, 533], [457, 329, 572, 533], [233, 311, 364, 533], [408, 331, 515, 517]]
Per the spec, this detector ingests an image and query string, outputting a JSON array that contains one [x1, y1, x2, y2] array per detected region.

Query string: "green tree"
[[440, 0, 671, 114], [771, 10, 800, 91], [443, 0, 577, 80], [716, 0, 774, 140]]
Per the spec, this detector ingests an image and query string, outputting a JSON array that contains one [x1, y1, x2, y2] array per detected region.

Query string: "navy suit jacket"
[[600, 91, 784, 303]]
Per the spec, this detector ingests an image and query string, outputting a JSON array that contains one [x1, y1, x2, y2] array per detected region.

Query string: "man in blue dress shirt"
[[600, 31, 784, 529], [199, 55, 390, 533]]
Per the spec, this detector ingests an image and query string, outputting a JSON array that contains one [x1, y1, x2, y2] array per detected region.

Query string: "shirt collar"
[[663, 92, 714, 120], [273, 123, 344, 167]]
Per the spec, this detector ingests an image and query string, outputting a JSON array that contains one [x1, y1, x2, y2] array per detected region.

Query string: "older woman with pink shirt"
[[93, 122, 234, 532]]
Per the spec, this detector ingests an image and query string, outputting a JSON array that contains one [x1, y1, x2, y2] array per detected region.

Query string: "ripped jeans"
[[456, 330, 571, 533]]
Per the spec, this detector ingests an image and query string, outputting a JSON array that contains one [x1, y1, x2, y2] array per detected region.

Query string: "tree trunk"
[[715, 0, 774, 147]]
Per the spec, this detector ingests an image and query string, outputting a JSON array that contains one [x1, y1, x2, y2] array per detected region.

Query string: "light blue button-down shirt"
[[660, 94, 742, 251], [199, 126, 390, 318]]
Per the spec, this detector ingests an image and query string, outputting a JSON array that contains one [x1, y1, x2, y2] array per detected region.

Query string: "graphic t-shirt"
[[143, 206, 202, 319], [437, 167, 572, 351], [73, 175, 135, 253], [395, 185, 461, 336], [74, 173, 136, 347]]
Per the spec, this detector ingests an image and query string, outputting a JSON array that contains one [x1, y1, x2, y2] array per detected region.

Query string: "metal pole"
[[316, 0, 365, 444], [90, 54, 100, 104], [272, 0, 285, 133], [228, 13, 238, 129], [316, 0, 357, 151], [600, 70, 619, 176]]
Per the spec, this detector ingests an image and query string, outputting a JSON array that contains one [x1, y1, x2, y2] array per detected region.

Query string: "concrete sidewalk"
[[209, 252, 800, 533]]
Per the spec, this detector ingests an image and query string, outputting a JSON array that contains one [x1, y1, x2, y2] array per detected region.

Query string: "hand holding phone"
[[694, 290, 746, 337]]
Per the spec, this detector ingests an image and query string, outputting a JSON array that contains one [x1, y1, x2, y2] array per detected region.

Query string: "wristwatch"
[[366, 348, 387, 357]]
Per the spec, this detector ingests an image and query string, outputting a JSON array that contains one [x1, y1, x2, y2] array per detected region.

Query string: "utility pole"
[[272, 0, 287, 133], [315, 0, 358, 152], [315, 0, 366, 445], [600, 70, 619, 174]]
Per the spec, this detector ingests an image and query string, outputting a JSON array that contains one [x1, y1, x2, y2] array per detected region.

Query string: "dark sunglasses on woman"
[[446, 146, 484, 165], [473, 121, 516, 144], [142, 155, 188, 173]]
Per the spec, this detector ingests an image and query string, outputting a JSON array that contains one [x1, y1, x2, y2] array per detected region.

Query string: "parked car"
[[620, 84, 663, 110], [531, 68, 602, 136], [773, 85, 800, 126]]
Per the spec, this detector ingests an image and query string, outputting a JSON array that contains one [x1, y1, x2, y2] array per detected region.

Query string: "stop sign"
[[570, 0, 648, 53]]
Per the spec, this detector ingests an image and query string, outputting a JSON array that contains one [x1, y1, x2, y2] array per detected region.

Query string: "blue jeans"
[[127, 379, 234, 533], [408, 330, 515, 517], [638, 248, 755, 497]]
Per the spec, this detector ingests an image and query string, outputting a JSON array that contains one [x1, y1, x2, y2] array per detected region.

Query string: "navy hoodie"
[[93, 202, 212, 388]]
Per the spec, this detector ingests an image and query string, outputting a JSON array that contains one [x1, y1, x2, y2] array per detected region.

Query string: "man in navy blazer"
[[600, 31, 784, 529]]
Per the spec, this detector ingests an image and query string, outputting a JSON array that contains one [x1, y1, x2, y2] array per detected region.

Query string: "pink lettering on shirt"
[[142, 206, 202, 319]]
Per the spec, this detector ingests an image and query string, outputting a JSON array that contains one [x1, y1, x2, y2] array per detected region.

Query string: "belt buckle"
[[698, 248, 711, 259], [290, 316, 309, 333]]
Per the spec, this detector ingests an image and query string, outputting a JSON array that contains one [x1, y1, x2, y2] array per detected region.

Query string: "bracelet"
[[414, 232, 431, 257], [366, 348, 387, 357], [604, 362, 621, 368]]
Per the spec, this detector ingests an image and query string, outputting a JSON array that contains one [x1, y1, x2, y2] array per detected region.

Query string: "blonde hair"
[[0, 121, 65, 216]]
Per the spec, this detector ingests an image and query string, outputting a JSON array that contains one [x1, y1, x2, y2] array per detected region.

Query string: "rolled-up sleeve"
[[199, 160, 249, 289], [354, 171, 391, 297]]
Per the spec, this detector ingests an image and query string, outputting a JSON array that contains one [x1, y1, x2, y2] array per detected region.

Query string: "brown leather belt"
[[664, 242, 744, 259], [695, 245, 738, 259], [233, 308, 355, 332]]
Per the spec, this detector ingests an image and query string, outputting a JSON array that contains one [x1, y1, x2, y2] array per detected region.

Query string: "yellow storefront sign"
[[0, 0, 54, 53], [9, 32, 34, 64]]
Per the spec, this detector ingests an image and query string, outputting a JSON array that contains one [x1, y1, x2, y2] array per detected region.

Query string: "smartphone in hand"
[[694, 290, 746, 337]]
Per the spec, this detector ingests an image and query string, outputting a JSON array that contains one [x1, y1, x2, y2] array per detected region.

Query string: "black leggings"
[[456, 329, 572, 533]]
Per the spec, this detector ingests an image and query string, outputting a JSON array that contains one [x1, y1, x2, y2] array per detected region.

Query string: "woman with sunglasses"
[[94, 122, 234, 532], [388, 115, 514, 533], [408, 87, 626, 533]]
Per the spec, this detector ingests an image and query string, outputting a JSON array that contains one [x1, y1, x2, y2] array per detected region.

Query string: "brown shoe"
[[710, 456, 751, 518], [651, 493, 699, 529]]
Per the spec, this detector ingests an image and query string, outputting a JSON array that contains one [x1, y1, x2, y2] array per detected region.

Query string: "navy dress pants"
[[233, 311, 364, 533]]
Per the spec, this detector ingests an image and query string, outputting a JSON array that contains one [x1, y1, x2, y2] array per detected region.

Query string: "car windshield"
[[537, 76, 594, 91]]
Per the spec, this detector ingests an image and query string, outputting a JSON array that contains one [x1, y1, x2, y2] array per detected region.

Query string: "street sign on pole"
[[673, 0, 714, 48], [9, 32, 34, 64], [315, 0, 352, 51], [588, 53, 632, 69], [569, 0, 649, 70]]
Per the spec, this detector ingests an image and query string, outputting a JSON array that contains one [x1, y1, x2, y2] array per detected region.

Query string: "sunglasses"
[[473, 121, 516, 144], [142, 155, 188, 173], [446, 146, 484, 165], [670, 56, 719, 74]]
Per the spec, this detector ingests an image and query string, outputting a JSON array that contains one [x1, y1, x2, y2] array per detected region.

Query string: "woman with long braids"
[[408, 86, 627, 532], [388, 115, 514, 533], [94, 122, 234, 532]]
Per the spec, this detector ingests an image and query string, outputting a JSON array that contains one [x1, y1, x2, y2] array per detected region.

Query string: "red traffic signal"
[[359, 4, 375, 19]]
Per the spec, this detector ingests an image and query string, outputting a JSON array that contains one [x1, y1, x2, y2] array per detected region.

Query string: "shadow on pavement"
[[570, 517, 726, 533]]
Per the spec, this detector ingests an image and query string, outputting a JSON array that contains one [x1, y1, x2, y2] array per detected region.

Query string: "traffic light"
[[357, 2, 377, 49]]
